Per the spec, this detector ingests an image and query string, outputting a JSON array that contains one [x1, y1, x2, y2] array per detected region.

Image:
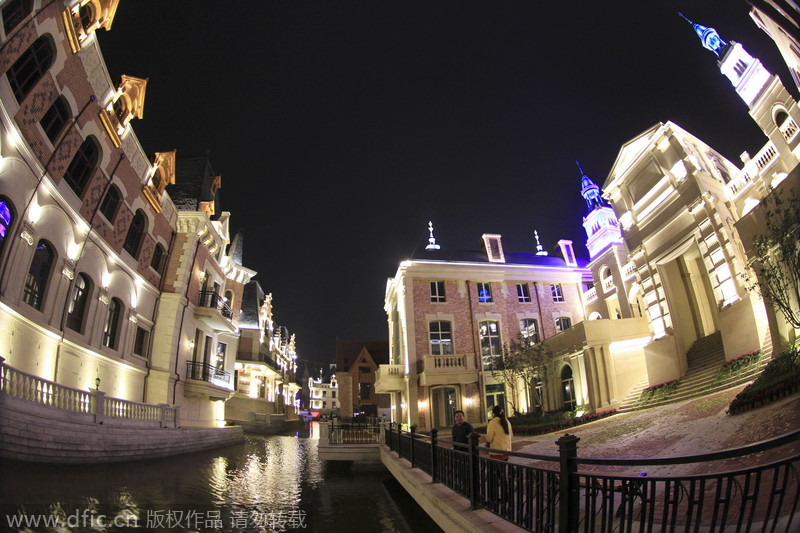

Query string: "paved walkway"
[[508, 385, 800, 476]]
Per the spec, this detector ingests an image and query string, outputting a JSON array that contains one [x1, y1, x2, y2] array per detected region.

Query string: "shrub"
[[638, 380, 678, 403], [728, 344, 800, 414], [714, 350, 761, 383]]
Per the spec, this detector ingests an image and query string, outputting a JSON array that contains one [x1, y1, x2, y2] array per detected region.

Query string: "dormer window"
[[142, 150, 176, 213], [481, 234, 505, 263], [62, 0, 120, 53], [99, 75, 147, 147]]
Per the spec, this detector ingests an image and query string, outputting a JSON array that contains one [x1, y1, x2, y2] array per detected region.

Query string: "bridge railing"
[[327, 419, 382, 445], [384, 422, 800, 532]]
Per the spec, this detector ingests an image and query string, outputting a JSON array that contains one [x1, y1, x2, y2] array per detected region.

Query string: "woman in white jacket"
[[485, 405, 513, 461]]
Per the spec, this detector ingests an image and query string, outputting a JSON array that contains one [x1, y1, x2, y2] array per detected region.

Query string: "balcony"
[[236, 351, 283, 375], [419, 354, 478, 387], [195, 290, 235, 332], [583, 286, 598, 304], [374, 364, 405, 393], [602, 276, 615, 294], [185, 361, 234, 401]]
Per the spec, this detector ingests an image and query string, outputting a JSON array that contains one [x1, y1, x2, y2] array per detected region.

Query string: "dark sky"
[[97, 2, 796, 362]]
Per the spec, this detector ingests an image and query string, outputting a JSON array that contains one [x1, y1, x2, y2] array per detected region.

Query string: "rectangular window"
[[477, 282, 493, 303], [133, 326, 149, 356], [551, 284, 564, 302], [322, 390, 327, 398], [359, 383, 371, 400], [516, 283, 531, 302], [555, 316, 572, 333], [430, 281, 446, 302], [519, 318, 539, 344], [359, 366, 371, 373], [479, 320, 502, 370], [332, 391, 337, 398], [429, 321, 454, 355]]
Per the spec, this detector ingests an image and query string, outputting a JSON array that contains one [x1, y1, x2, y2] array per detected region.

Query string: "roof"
[[335, 339, 389, 370], [409, 249, 588, 268], [167, 154, 221, 214], [239, 280, 265, 329]]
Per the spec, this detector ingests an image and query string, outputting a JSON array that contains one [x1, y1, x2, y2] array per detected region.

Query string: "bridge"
[[319, 419, 800, 532]]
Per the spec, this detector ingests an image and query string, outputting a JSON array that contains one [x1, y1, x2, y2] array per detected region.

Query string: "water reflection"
[[0, 426, 441, 532]]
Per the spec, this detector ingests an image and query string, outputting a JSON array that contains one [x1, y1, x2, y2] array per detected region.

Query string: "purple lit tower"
[[579, 162, 623, 260]]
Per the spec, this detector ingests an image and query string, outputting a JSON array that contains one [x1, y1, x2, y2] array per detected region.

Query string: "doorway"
[[431, 387, 457, 428]]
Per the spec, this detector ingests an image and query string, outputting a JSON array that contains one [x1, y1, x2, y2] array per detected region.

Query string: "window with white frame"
[[519, 318, 539, 344], [429, 321, 453, 355], [479, 320, 502, 370], [430, 281, 446, 302], [477, 282, 493, 303], [550, 284, 564, 302], [516, 283, 531, 303]]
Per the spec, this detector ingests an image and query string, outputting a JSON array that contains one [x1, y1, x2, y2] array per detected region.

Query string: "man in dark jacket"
[[451, 410, 473, 448]]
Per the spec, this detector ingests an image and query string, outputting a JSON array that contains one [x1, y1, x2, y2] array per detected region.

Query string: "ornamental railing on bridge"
[[384, 422, 799, 532], [327, 418, 382, 445]]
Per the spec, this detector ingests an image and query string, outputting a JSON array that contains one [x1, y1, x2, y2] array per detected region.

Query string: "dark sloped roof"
[[335, 339, 389, 369], [167, 154, 220, 213], [239, 280, 265, 329], [229, 232, 244, 265], [411, 249, 571, 268]]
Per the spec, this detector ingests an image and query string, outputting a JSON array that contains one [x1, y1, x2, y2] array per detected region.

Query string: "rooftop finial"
[[425, 221, 440, 251], [679, 12, 729, 58], [576, 160, 585, 176], [534, 230, 548, 256], [578, 162, 604, 210]]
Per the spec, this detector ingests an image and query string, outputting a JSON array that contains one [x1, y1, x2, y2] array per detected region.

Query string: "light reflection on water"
[[0, 427, 441, 533]]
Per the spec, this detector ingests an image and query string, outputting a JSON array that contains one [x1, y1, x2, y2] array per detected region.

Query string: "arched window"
[[0, 197, 15, 257], [2, 0, 32, 36], [78, 3, 95, 32], [99, 185, 121, 221], [123, 210, 146, 257], [40, 96, 71, 143], [23, 240, 55, 310], [150, 243, 165, 272], [775, 109, 789, 128], [66, 273, 92, 332], [102, 297, 122, 349], [63, 137, 100, 196], [478, 320, 502, 370], [7, 34, 54, 102], [223, 288, 234, 307], [561, 365, 576, 410], [429, 321, 453, 355], [555, 316, 572, 333]]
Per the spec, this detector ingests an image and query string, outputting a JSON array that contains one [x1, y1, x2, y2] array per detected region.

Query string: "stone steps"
[[617, 332, 769, 413]]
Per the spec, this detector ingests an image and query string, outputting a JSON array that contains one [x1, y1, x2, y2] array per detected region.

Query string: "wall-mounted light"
[[188, 340, 195, 350]]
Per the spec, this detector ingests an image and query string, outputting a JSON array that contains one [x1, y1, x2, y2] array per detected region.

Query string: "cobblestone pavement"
[[511, 386, 800, 476]]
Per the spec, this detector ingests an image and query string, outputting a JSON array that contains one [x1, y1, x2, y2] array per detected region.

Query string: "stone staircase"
[[617, 332, 770, 413]]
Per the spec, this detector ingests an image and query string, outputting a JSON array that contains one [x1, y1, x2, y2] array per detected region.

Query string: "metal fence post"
[[468, 432, 481, 510], [388, 422, 394, 452], [409, 425, 416, 467], [557, 433, 580, 533], [430, 428, 438, 483]]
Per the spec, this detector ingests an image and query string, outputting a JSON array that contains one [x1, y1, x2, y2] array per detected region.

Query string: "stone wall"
[[0, 393, 244, 463]]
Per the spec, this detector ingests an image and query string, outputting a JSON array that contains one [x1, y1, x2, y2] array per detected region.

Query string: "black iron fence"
[[328, 419, 381, 444], [186, 361, 231, 386], [198, 290, 233, 318], [384, 423, 800, 532]]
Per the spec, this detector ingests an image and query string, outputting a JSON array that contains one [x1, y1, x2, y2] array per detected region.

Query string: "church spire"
[[578, 161, 604, 211], [679, 13, 730, 58]]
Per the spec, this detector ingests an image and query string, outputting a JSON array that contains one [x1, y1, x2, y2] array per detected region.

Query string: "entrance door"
[[432, 387, 457, 428]]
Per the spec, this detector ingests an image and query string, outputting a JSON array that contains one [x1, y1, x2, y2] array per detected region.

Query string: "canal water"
[[0, 422, 442, 532]]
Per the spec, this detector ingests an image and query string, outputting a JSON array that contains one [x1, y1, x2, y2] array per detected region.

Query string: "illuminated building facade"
[[226, 280, 300, 425], [0, 1, 290, 441], [377, 232, 590, 430], [308, 364, 337, 416]]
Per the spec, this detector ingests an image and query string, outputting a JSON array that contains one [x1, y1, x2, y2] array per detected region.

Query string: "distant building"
[[226, 280, 300, 425], [335, 340, 390, 418], [309, 364, 338, 416]]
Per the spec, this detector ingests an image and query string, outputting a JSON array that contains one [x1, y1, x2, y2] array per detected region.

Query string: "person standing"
[[485, 405, 513, 461], [451, 410, 474, 449]]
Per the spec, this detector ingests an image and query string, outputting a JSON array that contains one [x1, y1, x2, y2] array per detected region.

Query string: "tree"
[[746, 187, 800, 330], [494, 335, 555, 415]]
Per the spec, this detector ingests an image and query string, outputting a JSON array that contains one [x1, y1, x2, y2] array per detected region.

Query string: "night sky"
[[97, 2, 796, 363]]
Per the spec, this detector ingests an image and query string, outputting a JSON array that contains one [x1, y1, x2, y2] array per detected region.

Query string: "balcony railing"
[[198, 290, 232, 318], [583, 286, 598, 304], [375, 364, 405, 393], [423, 354, 475, 372], [602, 275, 615, 293], [186, 361, 231, 388]]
